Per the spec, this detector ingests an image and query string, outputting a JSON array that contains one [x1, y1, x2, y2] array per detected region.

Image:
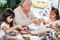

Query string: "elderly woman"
[[14, 0, 39, 26]]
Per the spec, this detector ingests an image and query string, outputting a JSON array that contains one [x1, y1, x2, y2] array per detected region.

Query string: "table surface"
[[1, 31, 58, 40]]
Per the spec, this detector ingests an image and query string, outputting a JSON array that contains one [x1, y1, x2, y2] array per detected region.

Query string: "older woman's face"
[[22, 2, 32, 12]]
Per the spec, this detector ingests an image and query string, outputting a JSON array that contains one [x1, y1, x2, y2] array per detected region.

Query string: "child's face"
[[50, 11, 56, 20], [6, 16, 14, 23]]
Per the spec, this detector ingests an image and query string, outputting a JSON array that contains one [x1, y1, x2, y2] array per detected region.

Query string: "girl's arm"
[[2, 26, 17, 33], [15, 25, 24, 31], [2, 25, 24, 33]]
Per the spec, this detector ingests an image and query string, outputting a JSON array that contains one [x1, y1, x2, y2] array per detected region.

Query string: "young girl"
[[0, 8, 24, 37], [49, 7, 59, 26], [50, 8, 59, 22]]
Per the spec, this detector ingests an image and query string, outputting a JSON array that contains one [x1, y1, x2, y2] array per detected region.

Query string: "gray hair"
[[20, 0, 31, 6]]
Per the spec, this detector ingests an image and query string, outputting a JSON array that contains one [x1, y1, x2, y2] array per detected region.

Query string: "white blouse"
[[0, 22, 10, 37]]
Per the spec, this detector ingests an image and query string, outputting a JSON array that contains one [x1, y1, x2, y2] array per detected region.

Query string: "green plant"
[[0, 0, 7, 14], [0, 0, 21, 14]]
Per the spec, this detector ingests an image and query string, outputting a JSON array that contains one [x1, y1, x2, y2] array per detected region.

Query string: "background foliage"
[[0, 0, 21, 14]]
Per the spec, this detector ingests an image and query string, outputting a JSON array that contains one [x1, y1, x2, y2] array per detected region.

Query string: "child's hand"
[[15, 25, 24, 31], [15, 25, 21, 28], [13, 25, 22, 30], [13, 25, 18, 29]]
